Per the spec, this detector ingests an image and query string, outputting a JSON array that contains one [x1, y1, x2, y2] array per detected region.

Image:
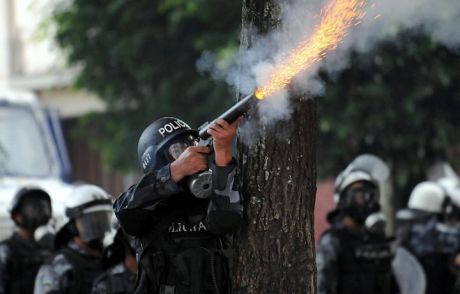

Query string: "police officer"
[[395, 181, 446, 251], [0, 187, 52, 294], [440, 176, 460, 294], [397, 180, 460, 294], [34, 184, 113, 294], [316, 154, 399, 294], [114, 117, 243, 294], [91, 228, 137, 293]]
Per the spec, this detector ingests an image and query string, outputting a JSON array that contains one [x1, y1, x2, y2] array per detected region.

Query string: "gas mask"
[[441, 200, 460, 228], [166, 136, 213, 199], [364, 211, 387, 235], [340, 182, 380, 225]]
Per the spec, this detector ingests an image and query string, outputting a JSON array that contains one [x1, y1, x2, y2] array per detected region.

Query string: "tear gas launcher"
[[190, 92, 260, 199]]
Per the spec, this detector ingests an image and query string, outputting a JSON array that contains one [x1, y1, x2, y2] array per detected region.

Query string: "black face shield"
[[18, 197, 52, 230]]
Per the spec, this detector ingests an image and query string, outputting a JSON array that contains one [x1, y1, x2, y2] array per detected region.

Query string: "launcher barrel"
[[198, 93, 258, 139]]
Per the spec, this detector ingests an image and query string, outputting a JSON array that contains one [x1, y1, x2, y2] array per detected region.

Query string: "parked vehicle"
[[0, 88, 73, 240]]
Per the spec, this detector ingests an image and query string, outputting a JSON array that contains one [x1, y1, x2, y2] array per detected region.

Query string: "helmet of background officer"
[[396, 181, 446, 224], [407, 181, 445, 214], [64, 184, 113, 251], [335, 172, 380, 224], [137, 117, 199, 174], [9, 187, 52, 231], [334, 154, 390, 224]]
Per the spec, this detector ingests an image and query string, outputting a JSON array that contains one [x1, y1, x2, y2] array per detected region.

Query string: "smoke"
[[333, 0, 460, 55], [196, 0, 460, 139]]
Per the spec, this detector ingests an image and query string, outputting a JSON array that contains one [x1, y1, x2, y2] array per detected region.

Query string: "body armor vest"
[[2, 235, 51, 294], [5, 235, 51, 294], [331, 227, 396, 294], [418, 253, 455, 294], [405, 218, 459, 294], [58, 247, 104, 294], [92, 263, 136, 294], [136, 197, 230, 294]]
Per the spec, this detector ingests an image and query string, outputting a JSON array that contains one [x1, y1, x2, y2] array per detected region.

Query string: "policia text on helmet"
[[138, 117, 215, 199]]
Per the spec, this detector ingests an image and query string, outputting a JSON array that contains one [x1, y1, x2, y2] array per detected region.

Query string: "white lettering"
[[198, 222, 207, 231], [158, 119, 190, 137], [171, 121, 180, 130], [142, 153, 151, 169], [177, 120, 187, 128], [164, 124, 173, 133], [168, 221, 208, 234]]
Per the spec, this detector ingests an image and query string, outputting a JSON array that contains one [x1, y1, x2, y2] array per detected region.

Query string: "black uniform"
[[400, 215, 460, 294], [0, 232, 51, 294], [34, 241, 104, 294], [316, 224, 398, 294], [91, 262, 136, 294], [114, 160, 243, 294]]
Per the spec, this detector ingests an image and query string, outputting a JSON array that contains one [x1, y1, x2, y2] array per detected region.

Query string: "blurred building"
[[0, 0, 130, 197]]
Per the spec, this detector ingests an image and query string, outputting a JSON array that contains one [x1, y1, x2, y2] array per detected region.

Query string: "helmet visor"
[[166, 135, 198, 160], [168, 142, 189, 160], [75, 210, 112, 242]]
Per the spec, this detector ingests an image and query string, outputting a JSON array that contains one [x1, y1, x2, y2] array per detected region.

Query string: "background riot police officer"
[[114, 116, 243, 294], [396, 179, 460, 294], [34, 184, 113, 294], [91, 228, 137, 293], [0, 187, 52, 294], [316, 154, 399, 294]]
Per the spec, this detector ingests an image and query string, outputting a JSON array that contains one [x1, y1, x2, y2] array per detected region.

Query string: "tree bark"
[[232, 1, 317, 293]]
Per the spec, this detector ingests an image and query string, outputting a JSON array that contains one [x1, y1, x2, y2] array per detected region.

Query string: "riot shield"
[[392, 247, 426, 294]]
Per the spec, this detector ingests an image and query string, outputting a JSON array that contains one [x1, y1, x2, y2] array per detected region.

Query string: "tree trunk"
[[232, 1, 317, 293]]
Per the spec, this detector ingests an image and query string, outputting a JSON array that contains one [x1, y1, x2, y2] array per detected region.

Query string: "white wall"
[[0, 0, 13, 86], [0, 0, 106, 117]]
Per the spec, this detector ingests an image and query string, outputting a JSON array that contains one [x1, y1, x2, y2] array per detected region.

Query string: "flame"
[[255, 0, 366, 99], [254, 88, 264, 100]]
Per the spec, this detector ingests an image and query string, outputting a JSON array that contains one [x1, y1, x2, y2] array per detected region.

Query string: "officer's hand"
[[207, 118, 241, 166], [170, 146, 210, 182], [454, 253, 460, 267]]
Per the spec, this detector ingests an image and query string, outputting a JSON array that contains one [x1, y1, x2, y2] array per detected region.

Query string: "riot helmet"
[[335, 154, 390, 224], [138, 117, 199, 173], [65, 184, 113, 249], [10, 187, 52, 231], [407, 181, 445, 214]]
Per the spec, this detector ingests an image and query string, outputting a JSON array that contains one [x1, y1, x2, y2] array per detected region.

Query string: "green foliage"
[[53, 0, 241, 170], [318, 30, 460, 202]]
